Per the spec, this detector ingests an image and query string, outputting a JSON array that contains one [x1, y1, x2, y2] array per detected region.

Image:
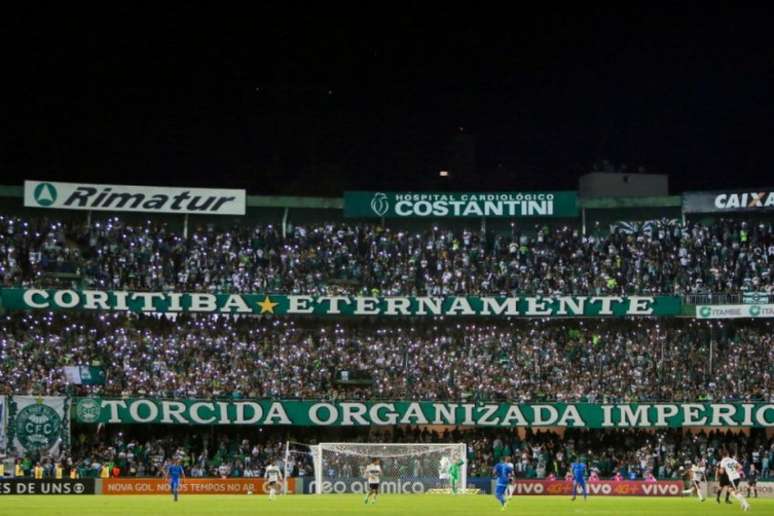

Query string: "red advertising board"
[[510, 480, 683, 497], [101, 478, 295, 495]]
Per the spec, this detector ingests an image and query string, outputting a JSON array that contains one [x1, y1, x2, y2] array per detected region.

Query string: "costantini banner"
[[509, 480, 684, 497], [0, 396, 6, 453], [343, 191, 579, 218], [696, 304, 774, 319], [24, 180, 246, 215], [682, 189, 774, 213], [73, 398, 774, 428], [11, 396, 68, 455], [0, 289, 682, 317]]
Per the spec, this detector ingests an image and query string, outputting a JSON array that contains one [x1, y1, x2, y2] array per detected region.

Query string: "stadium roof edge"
[[246, 195, 342, 209], [0, 185, 23, 197], [1, 185, 685, 210]]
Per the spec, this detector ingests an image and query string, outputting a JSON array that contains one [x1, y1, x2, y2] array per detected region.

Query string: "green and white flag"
[[743, 292, 771, 304], [11, 396, 67, 455], [63, 366, 106, 385]]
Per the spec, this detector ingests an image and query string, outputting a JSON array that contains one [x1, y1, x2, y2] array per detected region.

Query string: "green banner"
[[343, 191, 579, 218], [73, 398, 774, 428], [0, 289, 681, 317]]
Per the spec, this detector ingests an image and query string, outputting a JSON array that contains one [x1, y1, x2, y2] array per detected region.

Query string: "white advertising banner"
[[708, 481, 774, 498], [696, 304, 774, 319], [683, 189, 774, 213], [24, 180, 246, 215], [755, 482, 774, 498]]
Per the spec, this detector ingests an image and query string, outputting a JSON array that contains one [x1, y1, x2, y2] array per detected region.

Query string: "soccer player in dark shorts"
[[746, 464, 759, 499], [716, 464, 732, 504], [165, 458, 185, 502], [364, 458, 382, 505]]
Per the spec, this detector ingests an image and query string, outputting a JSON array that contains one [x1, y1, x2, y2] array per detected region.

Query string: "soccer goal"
[[283, 441, 317, 495], [310, 443, 467, 495]]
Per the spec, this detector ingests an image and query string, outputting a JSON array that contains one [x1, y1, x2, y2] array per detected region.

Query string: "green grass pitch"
[[0, 495, 774, 516], [1, 494, 769, 515]]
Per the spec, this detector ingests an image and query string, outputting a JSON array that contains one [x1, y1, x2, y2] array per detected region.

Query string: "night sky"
[[2, 6, 773, 195]]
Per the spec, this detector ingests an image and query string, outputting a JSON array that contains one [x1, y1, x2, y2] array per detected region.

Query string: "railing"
[[684, 293, 773, 305]]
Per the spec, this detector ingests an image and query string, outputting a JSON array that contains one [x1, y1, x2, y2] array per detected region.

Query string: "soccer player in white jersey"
[[719, 451, 750, 512], [364, 458, 382, 505], [683, 460, 706, 501], [265, 460, 283, 501], [506, 459, 516, 499]]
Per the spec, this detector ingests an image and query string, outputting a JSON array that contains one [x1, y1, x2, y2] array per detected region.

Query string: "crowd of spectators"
[[468, 427, 773, 479], [1, 313, 770, 402], [1, 215, 773, 296], [11, 426, 773, 481], [2, 214, 773, 483]]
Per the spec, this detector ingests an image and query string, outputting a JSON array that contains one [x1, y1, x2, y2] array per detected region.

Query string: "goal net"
[[283, 442, 317, 495], [311, 443, 467, 495]]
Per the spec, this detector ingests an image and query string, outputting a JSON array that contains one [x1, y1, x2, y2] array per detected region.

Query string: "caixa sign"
[[509, 480, 682, 496], [682, 189, 774, 213], [0, 479, 95, 495], [306, 477, 443, 494]]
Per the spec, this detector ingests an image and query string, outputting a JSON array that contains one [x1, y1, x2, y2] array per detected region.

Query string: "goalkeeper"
[[449, 459, 464, 495]]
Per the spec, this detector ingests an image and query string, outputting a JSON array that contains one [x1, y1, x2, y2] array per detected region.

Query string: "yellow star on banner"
[[257, 295, 278, 314]]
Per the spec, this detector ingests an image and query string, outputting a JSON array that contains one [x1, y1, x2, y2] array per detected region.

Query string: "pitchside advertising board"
[[2, 478, 771, 497], [24, 180, 246, 215], [682, 188, 774, 213], [507, 480, 684, 497], [73, 398, 774, 428], [344, 191, 579, 218], [100, 478, 295, 495], [0, 479, 95, 495], [304, 477, 446, 494], [302, 479, 685, 496], [713, 481, 774, 499]]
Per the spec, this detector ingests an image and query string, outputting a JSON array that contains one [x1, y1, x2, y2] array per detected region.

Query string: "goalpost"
[[311, 443, 467, 495], [283, 441, 317, 495]]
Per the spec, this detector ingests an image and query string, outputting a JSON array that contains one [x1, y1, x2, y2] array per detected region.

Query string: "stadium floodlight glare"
[[311, 442, 467, 495]]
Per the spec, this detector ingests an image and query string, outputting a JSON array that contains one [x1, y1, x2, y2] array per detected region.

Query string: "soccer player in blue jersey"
[[165, 458, 185, 502], [493, 456, 514, 510], [570, 458, 587, 501]]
